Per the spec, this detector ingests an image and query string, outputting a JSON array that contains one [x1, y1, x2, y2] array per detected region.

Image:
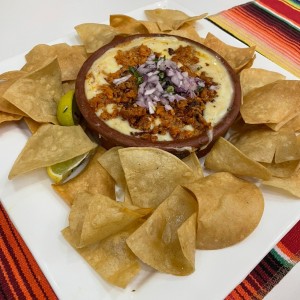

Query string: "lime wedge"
[[47, 152, 89, 184], [57, 90, 78, 126]]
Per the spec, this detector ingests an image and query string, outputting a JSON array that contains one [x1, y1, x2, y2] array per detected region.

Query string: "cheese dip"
[[85, 36, 233, 142]]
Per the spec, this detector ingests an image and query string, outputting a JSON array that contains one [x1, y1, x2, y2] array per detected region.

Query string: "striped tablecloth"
[[0, 201, 299, 299], [207, 0, 300, 78], [0, 203, 57, 299]]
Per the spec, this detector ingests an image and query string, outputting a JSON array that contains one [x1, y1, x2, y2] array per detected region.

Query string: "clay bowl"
[[75, 34, 241, 157]]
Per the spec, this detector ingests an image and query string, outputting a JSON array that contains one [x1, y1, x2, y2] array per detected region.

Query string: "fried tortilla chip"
[[126, 186, 197, 275], [22, 43, 87, 81], [172, 14, 207, 30], [139, 20, 161, 33], [185, 172, 264, 249], [205, 137, 271, 180], [275, 130, 300, 163], [267, 113, 300, 132], [98, 147, 126, 191], [110, 15, 148, 34], [52, 43, 87, 81], [231, 127, 300, 163], [69, 192, 151, 248], [263, 168, 300, 198], [240, 68, 285, 97], [230, 127, 277, 163], [168, 24, 204, 43], [203, 33, 256, 72], [23, 117, 41, 134], [0, 111, 22, 124], [0, 79, 26, 116], [240, 80, 300, 125], [97, 146, 132, 204], [182, 151, 203, 179], [62, 221, 142, 288], [75, 23, 119, 53], [0, 70, 27, 81], [52, 147, 115, 206], [261, 160, 300, 178], [145, 9, 206, 31], [3, 58, 62, 124], [22, 44, 56, 71], [119, 147, 195, 208], [8, 124, 97, 179], [62, 81, 75, 94]]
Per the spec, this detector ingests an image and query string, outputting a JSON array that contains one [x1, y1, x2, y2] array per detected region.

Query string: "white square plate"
[[0, 1, 299, 299]]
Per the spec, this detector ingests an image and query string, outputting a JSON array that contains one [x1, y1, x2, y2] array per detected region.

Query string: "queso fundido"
[[81, 35, 237, 146]]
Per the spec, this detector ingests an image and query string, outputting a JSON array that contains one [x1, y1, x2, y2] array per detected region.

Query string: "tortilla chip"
[[240, 80, 300, 125], [52, 43, 87, 81], [261, 160, 300, 178], [3, 58, 62, 124], [240, 68, 285, 97], [139, 21, 161, 33], [22, 44, 56, 72], [62, 221, 141, 288], [97, 146, 132, 204], [22, 43, 86, 81], [0, 111, 22, 124], [69, 192, 151, 248], [168, 24, 205, 43], [98, 147, 126, 191], [145, 9, 206, 31], [267, 113, 300, 132], [110, 15, 148, 34], [52, 147, 115, 206], [119, 147, 195, 208], [203, 33, 256, 72], [230, 127, 300, 163], [205, 137, 271, 180], [126, 186, 197, 275], [0, 79, 26, 115], [72, 45, 88, 57], [23, 117, 41, 134], [8, 124, 97, 179], [62, 81, 75, 94], [182, 152, 203, 179], [263, 168, 300, 198], [185, 172, 264, 249], [173, 14, 207, 30], [0, 70, 27, 81], [75, 23, 119, 53], [274, 130, 300, 163]]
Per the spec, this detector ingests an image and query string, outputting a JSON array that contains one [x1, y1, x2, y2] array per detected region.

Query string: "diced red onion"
[[113, 74, 132, 85], [114, 54, 210, 113], [209, 85, 219, 90]]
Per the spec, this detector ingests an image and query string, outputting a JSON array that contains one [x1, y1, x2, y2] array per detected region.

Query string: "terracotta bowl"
[[75, 34, 241, 157]]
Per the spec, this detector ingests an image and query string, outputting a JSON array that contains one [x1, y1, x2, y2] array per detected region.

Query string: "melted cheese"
[[85, 36, 234, 140]]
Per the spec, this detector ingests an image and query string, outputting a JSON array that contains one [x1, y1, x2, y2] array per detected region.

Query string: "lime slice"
[[57, 90, 78, 126], [47, 152, 89, 184]]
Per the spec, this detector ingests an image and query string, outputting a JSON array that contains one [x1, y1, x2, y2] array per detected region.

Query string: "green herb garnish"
[[166, 85, 175, 93], [129, 66, 143, 85]]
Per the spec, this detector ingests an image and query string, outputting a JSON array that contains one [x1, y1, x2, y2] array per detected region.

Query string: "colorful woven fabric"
[[226, 220, 300, 299], [207, 0, 300, 77], [0, 202, 58, 300]]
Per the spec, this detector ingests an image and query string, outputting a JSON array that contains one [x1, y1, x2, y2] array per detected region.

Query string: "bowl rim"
[[75, 33, 241, 152]]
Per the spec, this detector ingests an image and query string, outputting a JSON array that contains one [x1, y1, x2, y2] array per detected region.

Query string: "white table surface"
[[0, 1, 299, 299]]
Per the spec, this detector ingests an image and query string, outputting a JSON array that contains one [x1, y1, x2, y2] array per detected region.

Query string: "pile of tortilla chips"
[[1, 8, 299, 289], [60, 147, 264, 288], [205, 67, 300, 198]]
